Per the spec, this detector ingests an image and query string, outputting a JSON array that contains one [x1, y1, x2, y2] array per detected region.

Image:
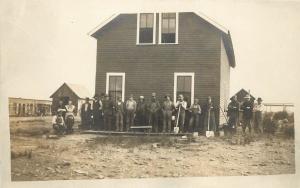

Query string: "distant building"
[[9, 97, 52, 117], [50, 83, 91, 115], [231, 89, 255, 103]]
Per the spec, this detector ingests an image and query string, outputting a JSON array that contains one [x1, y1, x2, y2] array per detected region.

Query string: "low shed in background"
[[50, 83, 91, 115]]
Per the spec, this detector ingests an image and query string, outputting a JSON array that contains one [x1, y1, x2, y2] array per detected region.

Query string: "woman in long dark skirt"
[[203, 96, 217, 132]]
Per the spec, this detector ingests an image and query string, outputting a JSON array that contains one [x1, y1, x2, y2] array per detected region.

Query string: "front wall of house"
[[95, 12, 223, 110]]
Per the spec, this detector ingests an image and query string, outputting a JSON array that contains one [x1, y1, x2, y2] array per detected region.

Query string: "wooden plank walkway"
[[81, 130, 192, 137]]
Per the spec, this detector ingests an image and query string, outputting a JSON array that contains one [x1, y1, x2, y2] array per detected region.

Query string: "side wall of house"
[[219, 38, 231, 125]]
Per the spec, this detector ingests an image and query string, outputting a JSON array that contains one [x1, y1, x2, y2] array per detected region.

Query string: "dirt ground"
[[10, 117, 295, 181]]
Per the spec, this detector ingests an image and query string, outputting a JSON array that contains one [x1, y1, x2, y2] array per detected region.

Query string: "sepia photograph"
[[1, 0, 299, 187]]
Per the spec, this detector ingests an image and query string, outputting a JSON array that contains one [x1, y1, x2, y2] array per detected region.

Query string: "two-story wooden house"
[[89, 12, 236, 125]]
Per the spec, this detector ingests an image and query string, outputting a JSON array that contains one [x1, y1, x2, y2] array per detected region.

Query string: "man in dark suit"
[[92, 94, 103, 130], [227, 95, 240, 134], [102, 94, 113, 131], [80, 97, 92, 130], [241, 94, 254, 134]]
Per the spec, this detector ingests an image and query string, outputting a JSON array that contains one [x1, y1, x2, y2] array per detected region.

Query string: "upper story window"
[[137, 13, 156, 44], [159, 13, 178, 44]]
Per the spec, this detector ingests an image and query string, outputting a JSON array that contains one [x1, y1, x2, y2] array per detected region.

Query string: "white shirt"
[[175, 100, 187, 110], [84, 103, 89, 112], [254, 103, 265, 112]]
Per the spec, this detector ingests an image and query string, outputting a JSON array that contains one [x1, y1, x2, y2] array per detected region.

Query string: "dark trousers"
[[81, 114, 91, 129], [176, 112, 185, 132], [115, 111, 124, 132], [103, 114, 112, 131], [162, 110, 172, 132], [254, 112, 263, 133], [149, 112, 159, 132], [189, 114, 200, 132], [136, 111, 147, 126], [93, 111, 102, 130], [126, 110, 135, 131], [242, 118, 252, 133], [228, 113, 238, 134]]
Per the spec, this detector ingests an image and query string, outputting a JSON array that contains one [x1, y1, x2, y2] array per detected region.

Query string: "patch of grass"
[[86, 136, 180, 148], [11, 149, 32, 159], [12, 126, 51, 137]]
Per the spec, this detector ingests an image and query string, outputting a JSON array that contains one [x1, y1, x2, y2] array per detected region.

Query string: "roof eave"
[[88, 13, 120, 38]]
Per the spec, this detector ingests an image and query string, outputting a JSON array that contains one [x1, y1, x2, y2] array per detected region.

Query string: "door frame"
[[173, 72, 194, 104], [106, 72, 126, 102]]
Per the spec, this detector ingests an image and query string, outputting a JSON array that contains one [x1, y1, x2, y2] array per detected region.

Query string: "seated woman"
[[52, 109, 66, 134]]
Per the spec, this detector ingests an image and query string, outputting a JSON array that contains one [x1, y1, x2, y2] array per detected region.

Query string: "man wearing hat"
[[80, 97, 92, 129], [92, 94, 103, 130], [253, 97, 265, 134], [240, 94, 254, 134], [227, 95, 240, 134], [162, 94, 175, 133], [136, 96, 147, 126], [125, 94, 137, 131], [175, 94, 187, 133], [147, 93, 161, 133], [102, 94, 113, 131]]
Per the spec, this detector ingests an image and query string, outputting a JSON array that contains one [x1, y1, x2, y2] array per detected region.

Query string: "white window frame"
[[173, 72, 194, 104], [106, 72, 125, 102], [136, 13, 156, 45], [159, 12, 179, 45]]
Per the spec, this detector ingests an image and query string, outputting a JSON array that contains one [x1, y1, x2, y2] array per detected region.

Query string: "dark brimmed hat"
[[94, 94, 100, 99], [257, 97, 263, 101], [85, 97, 90, 100]]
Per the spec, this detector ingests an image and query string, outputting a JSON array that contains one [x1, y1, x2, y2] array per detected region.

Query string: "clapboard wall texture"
[[92, 12, 234, 125], [220, 38, 231, 125]]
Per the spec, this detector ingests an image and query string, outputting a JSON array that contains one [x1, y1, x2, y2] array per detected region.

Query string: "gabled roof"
[[231, 88, 256, 102], [50, 83, 91, 99], [88, 11, 236, 68]]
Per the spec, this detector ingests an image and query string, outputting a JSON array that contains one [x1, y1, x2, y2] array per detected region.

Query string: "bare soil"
[[10, 117, 295, 181]]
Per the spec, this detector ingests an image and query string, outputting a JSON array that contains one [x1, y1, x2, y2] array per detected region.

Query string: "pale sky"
[[1, 0, 300, 103]]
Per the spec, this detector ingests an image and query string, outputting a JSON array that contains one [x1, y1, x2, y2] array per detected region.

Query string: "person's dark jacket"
[[113, 101, 125, 114], [102, 99, 113, 116], [241, 100, 253, 120], [81, 102, 92, 118], [227, 100, 240, 117]]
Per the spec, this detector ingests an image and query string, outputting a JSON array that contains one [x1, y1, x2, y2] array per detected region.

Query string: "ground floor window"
[[174, 73, 194, 106], [106, 73, 125, 102]]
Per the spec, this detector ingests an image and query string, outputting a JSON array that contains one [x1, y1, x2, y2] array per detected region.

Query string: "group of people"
[[79, 93, 221, 134], [227, 94, 265, 135], [52, 92, 265, 135], [52, 100, 76, 134]]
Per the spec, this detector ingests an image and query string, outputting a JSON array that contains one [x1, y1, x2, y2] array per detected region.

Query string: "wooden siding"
[[94, 12, 230, 124], [50, 85, 80, 114], [219, 38, 231, 125]]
